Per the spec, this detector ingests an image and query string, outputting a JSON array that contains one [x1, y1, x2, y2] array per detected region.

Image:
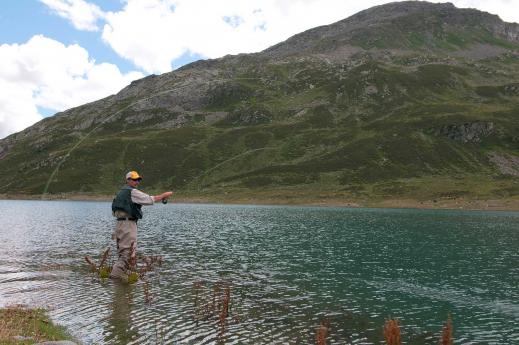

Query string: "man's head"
[[125, 170, 142, 187]]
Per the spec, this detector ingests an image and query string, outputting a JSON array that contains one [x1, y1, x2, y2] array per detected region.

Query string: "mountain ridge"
[[1, 1, 519, 206]]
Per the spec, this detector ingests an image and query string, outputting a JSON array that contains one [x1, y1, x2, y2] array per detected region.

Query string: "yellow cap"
[[125, 171, 142, 180]]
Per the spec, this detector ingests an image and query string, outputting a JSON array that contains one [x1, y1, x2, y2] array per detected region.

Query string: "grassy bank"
[[2, 190, 519, 211], [0, 306, 75, 344]]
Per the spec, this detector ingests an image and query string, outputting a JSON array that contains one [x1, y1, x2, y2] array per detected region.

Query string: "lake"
[[0, 200, 518, 344]]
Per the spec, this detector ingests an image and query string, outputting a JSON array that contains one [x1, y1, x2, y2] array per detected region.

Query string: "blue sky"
[[0, 1, 135, 73], [1, 0, 518, 139]]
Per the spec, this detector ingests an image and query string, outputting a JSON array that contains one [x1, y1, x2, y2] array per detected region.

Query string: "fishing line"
[[191, 147, 277, 190]]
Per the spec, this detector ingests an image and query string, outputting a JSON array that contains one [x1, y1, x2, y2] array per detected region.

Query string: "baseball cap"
[[125, 171, 142, 180]]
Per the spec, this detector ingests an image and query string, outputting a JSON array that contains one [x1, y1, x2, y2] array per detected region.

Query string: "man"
[[110, 170, 173, 279]]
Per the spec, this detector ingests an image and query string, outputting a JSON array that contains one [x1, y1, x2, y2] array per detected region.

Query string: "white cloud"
[[39, 0, 104, 31], [40, 0, 519, 75], [0, 80, 42, 140], [99, 0, 519, 74], [0, 35, 143, 139], [99, 0, 391, 73]]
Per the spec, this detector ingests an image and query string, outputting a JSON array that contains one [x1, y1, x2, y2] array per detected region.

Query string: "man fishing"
[[110, 170, 173, 279]]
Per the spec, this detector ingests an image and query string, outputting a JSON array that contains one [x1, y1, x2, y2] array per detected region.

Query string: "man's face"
[[127, 178, 141, 187]]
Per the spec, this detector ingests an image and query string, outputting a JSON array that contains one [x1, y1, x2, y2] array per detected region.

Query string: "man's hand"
[[153, 191, 173, 203], [162, 191, 173, 199]]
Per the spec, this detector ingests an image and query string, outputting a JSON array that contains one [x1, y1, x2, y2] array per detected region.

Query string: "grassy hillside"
[[1, 1, 519, 206]]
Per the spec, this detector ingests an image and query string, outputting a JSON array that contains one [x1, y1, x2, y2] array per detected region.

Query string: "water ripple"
[[1, 201, 518, 344]]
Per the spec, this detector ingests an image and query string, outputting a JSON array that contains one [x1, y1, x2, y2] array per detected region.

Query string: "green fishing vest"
[[111, 185, 143, 219]]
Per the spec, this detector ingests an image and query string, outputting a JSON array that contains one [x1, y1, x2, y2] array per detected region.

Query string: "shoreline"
[[0, 306, 77, 344], [2, 193, 519, 212]]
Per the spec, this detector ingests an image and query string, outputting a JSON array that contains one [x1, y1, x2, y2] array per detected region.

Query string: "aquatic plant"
[[154, 319, 166, 344], [383, 318, 402, 345], [84, 255, 97, 272], [143, 281, 153, 305], [192, 280, 234, 338], [84, 244, 164, 308], [316, 318, 330, 345], [440, 315, 453, 345], [125, 242, 140, 283], [84, 247, 112, 278], [219, 285, 231, 337], [138, 254, 164, 278], [128, 242, 137, 272]]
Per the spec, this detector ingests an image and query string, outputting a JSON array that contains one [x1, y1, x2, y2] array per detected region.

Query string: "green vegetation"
[[0, 306, 75, 344], [1, 2, 519, 207]]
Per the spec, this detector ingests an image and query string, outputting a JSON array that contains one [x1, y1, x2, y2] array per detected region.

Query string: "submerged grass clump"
[[84, 244, 164, 307], [85, 246, 112, 278]]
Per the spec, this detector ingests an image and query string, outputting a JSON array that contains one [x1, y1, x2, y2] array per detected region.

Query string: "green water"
[[0, 201, 518, 344]]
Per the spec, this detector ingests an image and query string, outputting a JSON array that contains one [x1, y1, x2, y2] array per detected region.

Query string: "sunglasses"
[[130, 178, 141, 182]]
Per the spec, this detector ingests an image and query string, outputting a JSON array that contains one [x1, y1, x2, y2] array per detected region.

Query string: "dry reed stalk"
[[212, 282, 221, 312], [192, 281, 213, 321], [193, 281, 203, 323], [98, 247, 111, 270], [315, 318, 330, 345], [219, 285, 231, 335], [154, 319, 166, 344], [383, 318, 402, 345], [156, 256, 164, 266], [143, 281, 153, 304], [138, 257, 151, 277], [128, 242, 137, 271], [440, 315, 453, 345], [193, 281, 203, 308], [84, 256, 97, 272]]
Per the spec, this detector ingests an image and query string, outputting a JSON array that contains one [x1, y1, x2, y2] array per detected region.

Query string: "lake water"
[[0, 200, 518, 344]]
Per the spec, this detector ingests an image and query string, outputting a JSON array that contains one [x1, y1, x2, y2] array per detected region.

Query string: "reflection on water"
[[106, 283, 138, 344], [1, 200, 519, 344]]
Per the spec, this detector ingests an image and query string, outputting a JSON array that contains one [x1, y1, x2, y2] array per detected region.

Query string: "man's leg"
[[110, 220, 137, 279]]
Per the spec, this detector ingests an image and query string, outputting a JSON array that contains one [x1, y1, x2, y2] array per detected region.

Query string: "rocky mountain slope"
[[2, 1, 519, 205]]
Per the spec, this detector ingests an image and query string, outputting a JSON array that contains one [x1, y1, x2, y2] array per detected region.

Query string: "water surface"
[[0, 200, 518, 344]]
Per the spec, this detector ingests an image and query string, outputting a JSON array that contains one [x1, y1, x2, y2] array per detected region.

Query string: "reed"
[[383, 318, 401, 345], [315, 318, 330, 345], [98, 247, 111, 270], [193, 281, 204, 322], [128, 242, 137, 271], [126, 242, 139, 283], [219, 285, 231, 336], [192, 280, 233, 337], [154, 319, 166, 344], [84, 247, 113, 278], [138, 254, 163, 278], [143, 281, 153, 305], [440, 315, 453, 345], [84, 256, 97, 272]]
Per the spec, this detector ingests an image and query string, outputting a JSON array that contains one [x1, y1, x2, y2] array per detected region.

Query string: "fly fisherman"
[[110, 171, 173, 279]]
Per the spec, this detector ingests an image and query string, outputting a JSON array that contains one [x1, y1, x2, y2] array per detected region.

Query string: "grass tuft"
[[0, 306, 74, 344]]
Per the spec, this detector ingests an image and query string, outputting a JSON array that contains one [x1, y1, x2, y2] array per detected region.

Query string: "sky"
[[1, 0, 519, 139]]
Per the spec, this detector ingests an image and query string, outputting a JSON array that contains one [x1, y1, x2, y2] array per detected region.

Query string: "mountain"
[[2, 1, 519, 206]]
